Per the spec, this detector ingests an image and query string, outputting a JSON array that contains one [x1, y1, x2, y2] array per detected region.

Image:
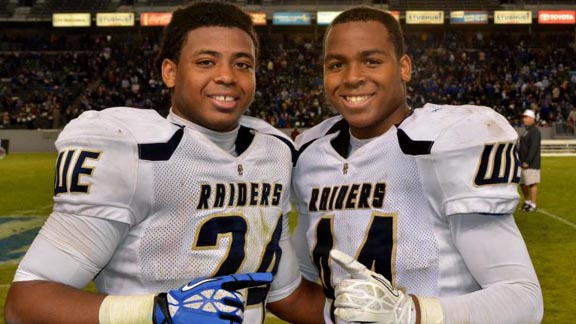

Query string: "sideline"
[[537, 208, 576, 230]]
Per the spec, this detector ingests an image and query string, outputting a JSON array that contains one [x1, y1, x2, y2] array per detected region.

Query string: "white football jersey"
[[292, 104, 521, 324], [51, 107, 297, 324]]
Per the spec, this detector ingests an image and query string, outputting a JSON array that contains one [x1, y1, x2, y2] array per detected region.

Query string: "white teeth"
[[212, 96, 235, 101], [345, 95, 371, 103]]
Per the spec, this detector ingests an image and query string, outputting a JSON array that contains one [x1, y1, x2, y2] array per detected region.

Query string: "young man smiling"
[[292, 6, 543, 324]]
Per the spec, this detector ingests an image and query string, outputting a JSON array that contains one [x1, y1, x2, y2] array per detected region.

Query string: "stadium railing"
[[541, 139, 576, 156]]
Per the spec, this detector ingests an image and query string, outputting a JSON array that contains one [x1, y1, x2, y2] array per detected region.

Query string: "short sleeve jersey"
[[292, 104, 521, 324], [52, 107, 297, 324]]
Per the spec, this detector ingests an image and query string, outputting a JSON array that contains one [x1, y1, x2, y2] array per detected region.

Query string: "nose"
[[343, 63, 365, 87], [214, 64, 236, 85]]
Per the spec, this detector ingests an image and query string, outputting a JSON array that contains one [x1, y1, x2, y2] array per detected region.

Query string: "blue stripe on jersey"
[[138, 127, 184, 161], [235, 125, 255, 156], [396, 129, 434, 156]]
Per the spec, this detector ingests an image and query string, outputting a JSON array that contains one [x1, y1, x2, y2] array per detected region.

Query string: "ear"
[[161, 58, 177, 88], [399, 54, 412, 83]]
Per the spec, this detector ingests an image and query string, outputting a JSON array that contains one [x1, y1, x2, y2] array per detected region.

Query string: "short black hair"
[[154, 1, 259, 74], [324, 6, 405, 60]]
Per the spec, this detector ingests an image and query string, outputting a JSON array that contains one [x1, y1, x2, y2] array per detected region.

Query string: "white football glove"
[[330, 249, 415, 324]]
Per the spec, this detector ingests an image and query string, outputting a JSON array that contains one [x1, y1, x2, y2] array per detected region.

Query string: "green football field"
[[1, 153, 575, 323]]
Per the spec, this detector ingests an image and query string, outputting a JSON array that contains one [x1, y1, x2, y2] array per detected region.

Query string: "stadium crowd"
[[1, 29, 575, 130]]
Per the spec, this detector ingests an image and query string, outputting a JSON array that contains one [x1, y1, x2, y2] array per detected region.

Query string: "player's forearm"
[[445, 213, 543, 323], [5, 280, 105, 324], [267, 278, 325, 324], [438, 281, 543, 324]]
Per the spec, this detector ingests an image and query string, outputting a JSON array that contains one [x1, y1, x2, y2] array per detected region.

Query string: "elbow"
[[520, 280, 544, 324], [532, 289, 544, 324], [4, 288, 23, 324]]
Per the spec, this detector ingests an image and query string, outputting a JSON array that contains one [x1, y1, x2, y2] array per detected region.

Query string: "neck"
[[349, 104, 412, 139]]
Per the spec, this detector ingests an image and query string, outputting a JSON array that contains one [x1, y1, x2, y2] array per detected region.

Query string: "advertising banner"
[[250, 12, 267, 26], [388, 11, 400, 21], [494, 11, 532, 24], [52, 13, 91, 27], [140, 12, 171, 26], [272, 12, 311, 25], [406, 11, 444, 24], [317, 11, 341, 25], [538, 10, 575, 24], [96, 13, 135, 27], [450, 11, 488, 24]]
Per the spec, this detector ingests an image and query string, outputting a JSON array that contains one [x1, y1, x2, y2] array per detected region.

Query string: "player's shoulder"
[[399, 104, 518, 153], [240, 115, 295, 148], [295, 115, 343, 149], [239, 116, 297, 163], [240, 116, 291, 141], [57, 107, 180, 146]]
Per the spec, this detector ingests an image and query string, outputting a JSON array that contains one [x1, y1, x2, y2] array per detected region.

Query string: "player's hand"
[[330, 250, 415, 324], [153, 272, 274, 324]]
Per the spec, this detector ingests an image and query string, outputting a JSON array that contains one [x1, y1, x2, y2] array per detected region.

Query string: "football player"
[[4, 2, 324, 324], [291, 7, 543, 324]]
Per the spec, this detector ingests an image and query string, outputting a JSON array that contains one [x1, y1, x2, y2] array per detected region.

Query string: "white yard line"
[[537, 208, 576, 230]]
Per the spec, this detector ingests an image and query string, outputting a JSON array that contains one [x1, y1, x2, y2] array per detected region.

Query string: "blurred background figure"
[[519, 109, 542, 212]]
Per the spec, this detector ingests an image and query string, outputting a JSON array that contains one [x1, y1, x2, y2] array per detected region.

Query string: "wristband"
[[99, 294, 156, 324], [412, 296, 444, 324]]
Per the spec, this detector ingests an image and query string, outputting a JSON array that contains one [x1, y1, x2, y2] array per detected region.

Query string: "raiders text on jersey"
[[308, 182, 386, 212], [196, 182, 283, 209]]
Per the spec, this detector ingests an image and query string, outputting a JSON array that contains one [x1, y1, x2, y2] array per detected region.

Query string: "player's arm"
[[265, 212, 325, 324], [5, 212, 127, 324], [5, 280, 107, 324], [6, 273, 272, 324], [438, 212, 543, 324], [267, 278, 325, 324], [5, 212, 273, 324]]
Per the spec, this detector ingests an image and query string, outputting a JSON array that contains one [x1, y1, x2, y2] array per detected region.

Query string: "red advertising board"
[[141, 12, 172, 26], [250, 12, 267, 25], [538, 10, 576, 24]]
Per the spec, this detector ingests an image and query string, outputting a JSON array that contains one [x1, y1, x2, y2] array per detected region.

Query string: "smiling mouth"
[[343, 94, 374, 104], [210, 95, 237, 102]]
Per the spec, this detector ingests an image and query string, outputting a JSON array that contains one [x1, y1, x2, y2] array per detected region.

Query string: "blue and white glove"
[[153, 272, 273, 324]]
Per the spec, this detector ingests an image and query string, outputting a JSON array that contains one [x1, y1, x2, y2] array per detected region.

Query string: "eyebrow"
[[359, 49, 387, 58], [195, 50, 254, 61], [324, 49, 387, 62]]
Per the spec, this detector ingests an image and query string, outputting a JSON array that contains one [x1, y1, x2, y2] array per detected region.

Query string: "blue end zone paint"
[[0, 228, 40, 262], [0, 217, 31, 225], [0, 217, 41, 262]]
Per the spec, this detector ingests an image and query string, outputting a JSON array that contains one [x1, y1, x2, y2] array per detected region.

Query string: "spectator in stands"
[[1, 22, 576, 129], [519, 109, 542, 212], [568, 106, 576, 132], [290, 122, 300, 140]]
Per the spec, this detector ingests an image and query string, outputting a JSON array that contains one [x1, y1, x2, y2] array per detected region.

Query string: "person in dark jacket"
[[519, 109, 541, 212]]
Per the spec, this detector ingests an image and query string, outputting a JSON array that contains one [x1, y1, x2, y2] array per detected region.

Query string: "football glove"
[[330, 249, 415, 324], [153, 272, 274, 324]]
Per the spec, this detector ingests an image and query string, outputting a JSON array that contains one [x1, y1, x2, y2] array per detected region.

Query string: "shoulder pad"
[[295, 116, 343, 149], [57, 107, 180, 147], [240, 115, 291, 141], [239, 116, 297, 165], [399, 104, 517, 153]]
